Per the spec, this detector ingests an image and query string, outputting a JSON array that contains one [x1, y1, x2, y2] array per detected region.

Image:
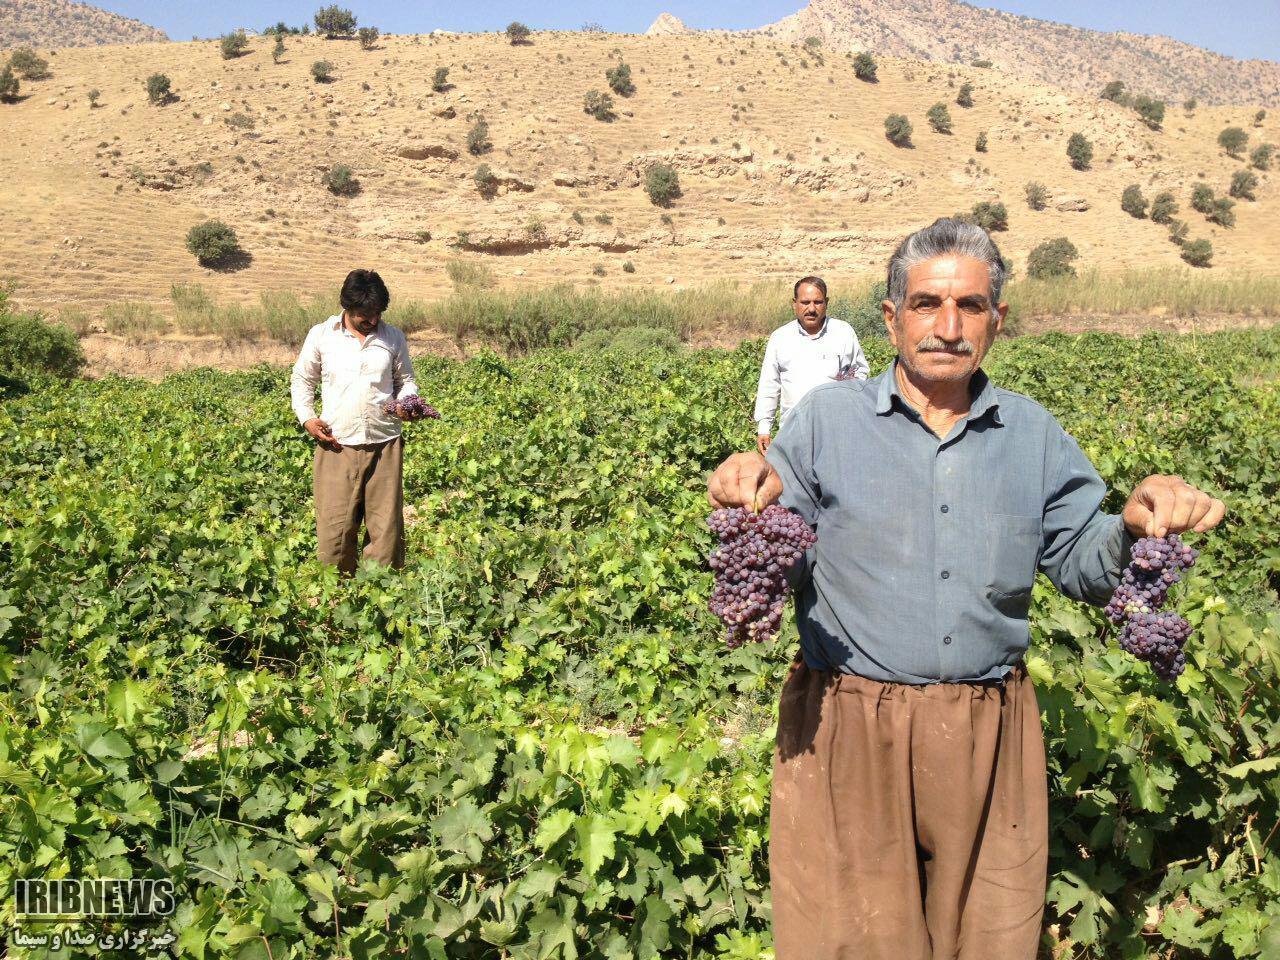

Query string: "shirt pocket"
[[985, 513, 1042, 606]]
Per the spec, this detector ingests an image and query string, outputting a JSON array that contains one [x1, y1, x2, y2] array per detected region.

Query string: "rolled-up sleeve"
[[290, 327, 322, 426], [765, 397, 821, 588], [1038, 429, 1135, 604]]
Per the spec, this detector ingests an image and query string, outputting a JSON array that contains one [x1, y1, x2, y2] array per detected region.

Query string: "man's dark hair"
[[793, 276, 828, 299], [340, 269, 390, 315]]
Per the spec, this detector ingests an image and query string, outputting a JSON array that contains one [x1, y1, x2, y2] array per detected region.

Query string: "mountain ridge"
[[0, 0, 167, 49]]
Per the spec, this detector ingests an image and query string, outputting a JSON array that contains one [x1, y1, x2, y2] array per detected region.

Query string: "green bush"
[[466, 119, 490, 155], [1133, 95, 1165, 130], [852, 52, 877, 81], [8, 47, 49, 80], [968, 200, 1008, 232], [219, 31, 249, 59], [0, 286, 85, 379], [314, 4, 356, 37], [1217, 127, 1248, 156], [1100, 80, 1126, 102], [644, 164, 680, 206], [956, 82, 973, 107], [1120, 184, 1147, 218], [975, 131, 988, 152], [272, 35, 285, 63], [357, 26, 379, 49], [506, 21, 531, 44], [323, 164, 360, 195], [185, 220, 241, 265], [1206, 197, 1236, 228], [884, 113, 912, 146], [622, 260, 635, 273], [1180, 238, 1213, 267], [1149, 191, 1178, 224], [1254, 109, 1266, 126], [474, 164, 498, 198], [606, 62, 634, 96], [1251, 143, 1274, 171], [830, 280, 889, 342], [970, 58, 992, 68], [1228, 170, 1258, 201], [87, 88, 100, 107], [1183, 97, 1197, 111], [310, 60, 334, 83], [432, 66, 450, 92], [1190, 183, 1215, 213], [0, 65, 18, 102], [1026, 237, 1079, 279], [577, 325, 682, 353], [1066, 132, 1092, 170], [583, 89, 615, 121], [926, 102, 952, 134], [1167, 219, 1189, 245], [1024, 181, 1049, 210], [145, 73, 171, 104]]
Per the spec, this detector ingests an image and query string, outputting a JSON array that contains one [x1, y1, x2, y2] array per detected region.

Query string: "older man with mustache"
[[707, 218, 1225, 960]]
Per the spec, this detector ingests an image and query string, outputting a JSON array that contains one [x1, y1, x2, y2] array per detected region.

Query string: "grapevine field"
[[3, 329, 1280, 959]]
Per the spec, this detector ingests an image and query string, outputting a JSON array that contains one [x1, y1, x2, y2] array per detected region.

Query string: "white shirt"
[[754, 317, 869, 433], [290, 315, 419, 446]]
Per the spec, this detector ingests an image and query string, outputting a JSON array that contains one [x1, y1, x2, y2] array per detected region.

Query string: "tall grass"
[[1005, 268, 1280, 318]]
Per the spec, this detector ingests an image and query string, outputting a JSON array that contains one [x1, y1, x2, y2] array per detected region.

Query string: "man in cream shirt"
[[754, 276, 869, 454], [290, 269, 418, 573]]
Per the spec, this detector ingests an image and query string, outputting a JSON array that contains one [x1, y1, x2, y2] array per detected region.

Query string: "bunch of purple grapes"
[[707, 503, 817, 648], [1105, 534, 1199, 681], [384, 395, 441, 422]]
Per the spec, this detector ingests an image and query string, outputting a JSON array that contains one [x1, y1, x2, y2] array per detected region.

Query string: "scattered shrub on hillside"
[[1181, 238, 1213, 267], [606, 62, 634, 96], [1167, 219, 1189, 245], [1254, 109, 1267, 126], [506, 22, 532, 44], [9, 47, 49, 80], [926, 102, 952, 134], [474, 164, 498, 198], [622, 260, 635, 273], [956, 82, 973, 107], [220, 31, 249, 59], [971, 58, 993, 68], [0, 285, 85, 379], [0, 66, 18, 103], [87, 88, 100, 107], [311, 60, 334, 82], [1190, 183, 1215, 213], [1134, 95, 1165, 130], [1120, 184, 1147, 218], [853, 52, 877, 81], [414, 230, 431, 244], [145, 73, 171, 104], [185, 220, 241, 265], [592, 264, 607, 277], [582, 21, 604, 32], [226, 111, 255, 130], [1229, 169, 1258, 201], [1251, 144, 1273, 171], [645, 164, 681, 206], [583, 89, 615, 121], [1024, 181, 1049, 210], [884, 114, 912, 146], [323, 163, 360, 195], [1100, 80, 1126, 102], [968, 200, 1008, 232], [577, 325, 681, 352], [1183, 98, 1196, 112], [432, 66, 450, 92], [272, 35, 285, 63], [466, 119, 491, 155], [356, 26, 378, 49], [975, 131, 988, 152], [1206, 197, 1236, 228], [1217, 126, 1248, 156], [1149, 191, 1178, 224], [314, 5, 357, 37], [1026, 237, 1079, 279], [594, 212, 613, 225], [1067, 132, 1092, 170]]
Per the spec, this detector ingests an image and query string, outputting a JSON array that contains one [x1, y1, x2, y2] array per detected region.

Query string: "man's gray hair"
[[886, 217, 1007, 319]]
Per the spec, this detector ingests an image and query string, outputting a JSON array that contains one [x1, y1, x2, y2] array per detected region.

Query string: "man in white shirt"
[[754, 276, 870, 454], [290, 269, 419, 573]]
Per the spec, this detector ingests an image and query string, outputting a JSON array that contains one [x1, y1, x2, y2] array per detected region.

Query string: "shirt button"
[[943, 636, 953, 645], [940, 504, 950, 513], [941, 570, 950, 580]]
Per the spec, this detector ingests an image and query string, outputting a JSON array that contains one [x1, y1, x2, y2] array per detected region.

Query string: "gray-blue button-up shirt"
[[765, 360, 1134, 684]]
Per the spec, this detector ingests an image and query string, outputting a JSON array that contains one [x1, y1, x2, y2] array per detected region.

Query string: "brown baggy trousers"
[[770, 659, 1048, 960], [313, 436, 405, 574]]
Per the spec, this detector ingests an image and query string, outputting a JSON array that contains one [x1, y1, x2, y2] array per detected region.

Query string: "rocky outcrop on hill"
[[645, 13, 692, 37], [0, 0, 167, 48]]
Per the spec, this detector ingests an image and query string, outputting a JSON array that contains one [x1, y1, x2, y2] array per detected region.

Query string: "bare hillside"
[[0, 31, 1274, 317], [0, 0, 166, 48]]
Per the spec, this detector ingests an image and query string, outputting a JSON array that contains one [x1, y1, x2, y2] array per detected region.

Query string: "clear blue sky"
[[101, 0, 1278, 62]]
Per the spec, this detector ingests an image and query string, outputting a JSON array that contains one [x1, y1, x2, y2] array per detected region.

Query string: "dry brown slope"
[[0, 30, 1275, 319], [0, 0, 166, 49]]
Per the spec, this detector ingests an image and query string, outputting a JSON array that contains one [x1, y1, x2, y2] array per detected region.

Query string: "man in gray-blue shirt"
[[707, 218, 1225, 960]]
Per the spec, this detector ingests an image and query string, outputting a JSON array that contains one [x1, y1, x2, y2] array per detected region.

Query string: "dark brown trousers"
[[312, 436, 405, 574], [770, 659, 1048, 960]]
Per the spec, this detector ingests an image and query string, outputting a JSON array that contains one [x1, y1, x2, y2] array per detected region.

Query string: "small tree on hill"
[[1120, 184, 1147, 218], [583, 89, 615, 121], [433, 67, 450, 92], [1190, 183, 1215, 213], [220, 31, 249, 59], [606, 62, 635, 96], [1066, 132, 1092, 170], [314, 5, 357, 37], [1206, 197, 1235, 228], [1024, 181, 1048, 210], [311, 60, 334, 83], [272, 35, 286, 63], [0, 65, 18, 103], [975, 131, 988, 152], [926, 102, 952, 134], [1100, 80, 1126, 102], [853, 52, 877, 82], [1026, 237, 1079, 279], [506, 22, 532, 45], [358, 27, 379, 49], [87, 88, 100, 107], [1182, 98, 1196, 112], [145, 73, 171, 104], [1254, 109, 1267, 127], [474, 164, 498, 198], [8, 48, 50, 80], [1181, 238, 1212, 267], [1217, 126, 1248, 156], [324, 164, 360, 195], [969, 200, 1007, 231], [645, 164, 681, 206], [1229, 170, 1258, 201], [185, 220, 241, 265], [884, 114, 912, 146], [1251, 144, 1274, 171], [1149, 191, 1177, 224], [466, 119, 491, 155], [956, 82, 973, 107], [1166, 219, 1189, 245], [1133, 95, 1164, 130]]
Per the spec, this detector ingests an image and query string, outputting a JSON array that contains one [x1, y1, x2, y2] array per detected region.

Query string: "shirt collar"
[[875, 358, 1003, 425], [793, 317, 829, 340]]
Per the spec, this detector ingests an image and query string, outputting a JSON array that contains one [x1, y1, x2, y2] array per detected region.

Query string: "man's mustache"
[[917, 335, 974, 354]]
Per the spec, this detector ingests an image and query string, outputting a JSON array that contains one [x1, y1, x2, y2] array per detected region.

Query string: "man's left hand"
[[1123, 475, 1226, 539]]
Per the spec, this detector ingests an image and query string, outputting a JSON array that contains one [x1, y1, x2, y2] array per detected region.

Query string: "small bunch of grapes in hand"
[[708, 503, 817, 648], [384, 395, 441, 422], [1105, 535, 1199, 681]]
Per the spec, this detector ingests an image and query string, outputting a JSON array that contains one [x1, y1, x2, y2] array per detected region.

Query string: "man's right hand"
[[756, 433, 772, 456], [304, 418, 341, 449], [707, 452, 783, 511]]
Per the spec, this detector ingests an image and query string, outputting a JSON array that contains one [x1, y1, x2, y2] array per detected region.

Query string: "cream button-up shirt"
[[290, 315, 418, 446], [753, 317, 869, 434]]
